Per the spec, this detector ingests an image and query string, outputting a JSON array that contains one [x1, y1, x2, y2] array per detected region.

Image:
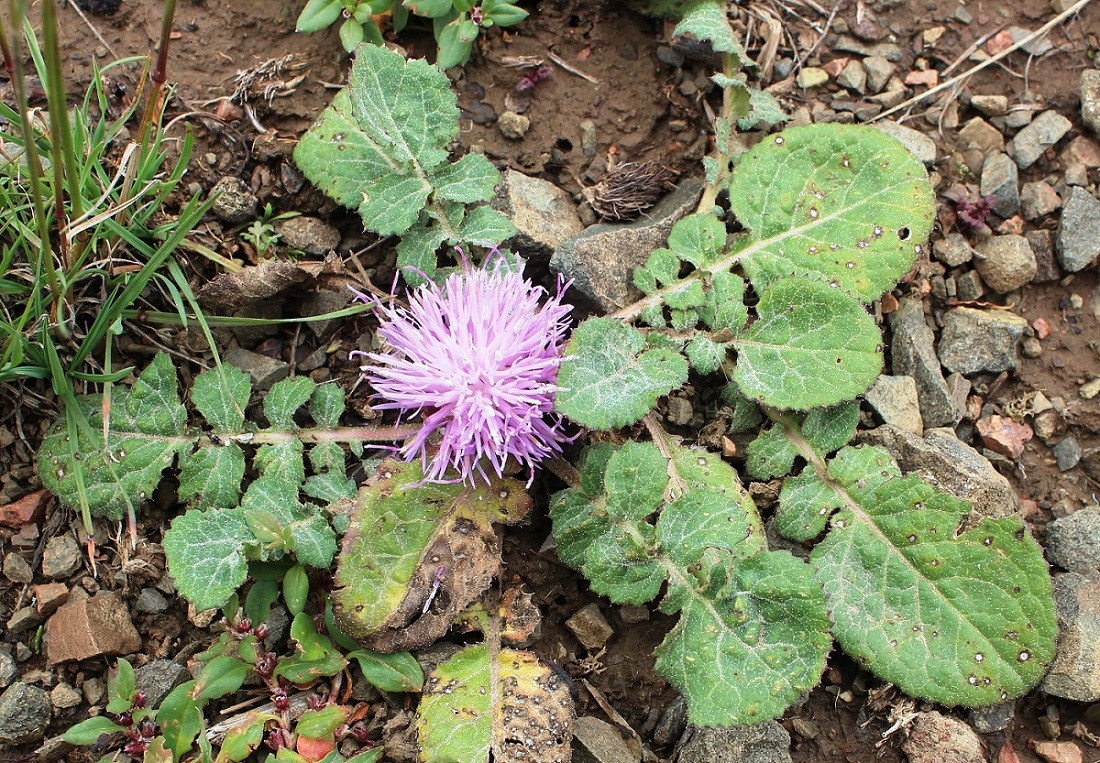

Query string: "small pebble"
[[1053, 436, 1082, 471], [2, 553, 32, 584], [498, 111, 530, 140]]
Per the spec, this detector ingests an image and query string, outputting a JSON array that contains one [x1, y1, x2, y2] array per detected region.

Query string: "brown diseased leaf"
[[197, 260, 310, 313]]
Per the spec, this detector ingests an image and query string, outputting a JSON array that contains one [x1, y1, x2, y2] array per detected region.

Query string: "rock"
[[888, 299, 959, 427], [298, 286, 354, 339], [550, 179, 703, 312], [1053, 436, 1082, 471], [666, 396, 693, 426], [1046, 507, 1100, 572], [1082, 69, 1100, 138], [976, 414, 1032, 459], [492, 170, 585, 260], [498, 111, 530, 139], [579, 120, 598, 157], [1034, 741, 1084, 763], [1020, 181, 1062, 220], [862, 56, 896, 93], [836, 60, 867, 93], [566, 604, 614, 651], [0, 651, 15, 689], [82, 677, 106, 706], [795, 67, 828, 89], [973, 235, 1035, 293], [979, 152, 1020, 218], [33, 583, 69, 616], [618, 604, 649, 624], [1026, 229, 1060, 282], [223, 346, 290, 392], [0, 683, 50, 745], [572, 716, 638, 763], [933, 233, 973, 267], [901, 711, 984, 763], [1083, 447, 1100, 481], [45, 592, 141, 664], [1012, 110, 1072, 169], [958, 116, 1005, 154], [210, 176, 258, 224], [1056, 187, 1100, 272], [134, 659, 189, 709], [49, 683, 81, 710], [653, 696, 688, 748], [873, 120, 936, 166], [1082, 378, 1100, 400], [679, 721, 791, 763], [275, 216, 340, 256], [864, 375, 923, 435], [135, 587, 170, 614], [1043, 572, 1100, 700], [970, 94, 1008, 117], [937, 306, 1027, 375], [1062, 135, 1100, 168], [0, 488, 48, 528], [968, 701, 1014, 733], [858, 425, 1020, 519], [7, 606, 41, 633], [41, 533, 82, 579], [3, 552, 32, 583], [954, 270, 984, 301]]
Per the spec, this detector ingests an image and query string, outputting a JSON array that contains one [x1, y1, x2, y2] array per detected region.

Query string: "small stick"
[[546, 49, 600, 85], [796, 0, 840, 69], [872, 0, 1094, 123], [580, 678, 643, 746]]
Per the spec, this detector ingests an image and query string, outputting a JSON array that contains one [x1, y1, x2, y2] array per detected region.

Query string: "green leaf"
[[666, 213, 726, 268], [721, 382, 763, 434], [62, 716, 126, 745], [264, 377, 316, 430], [416, 645, 573, 763], [163, 508, 252, 610], [684, 335, 725, 374], [347, 649, 425, 692], [295, 705, 347, 739], [803, 445, 1056, 705], [178, 444, 246, 510], [396, 222, 447, 285], [296, 0, 342, 31], [339, 18, 366, 51], [127, 353, 187, 434], [245, 580, 281, 626], [672, 0, 749, 63], [255, 440, 306, 485], [738, 88, 790, 130], [290, 514, 338, 568], [108, 658, 136, 707], [194, 656, 250, 702], [745, 402, 859, 479], [428, 154, 500, 203], [192, 365, 251, 432], [332, 460, 532, 651], [731, 125, 934, 302], [343, 749, 385, 763], [700, 272, 747, 333], [554, 318, 689, 430], [435, 20, 475, 68], [157, 681, 203, 761], [732, 279, 882, 410], [458, 205, 515, 245], [551, 441, 828, 726], [283, 564, 310, 616], [309, 384, 345, 429], [216, 713, 277, 763], [276, 613, 347, 683]]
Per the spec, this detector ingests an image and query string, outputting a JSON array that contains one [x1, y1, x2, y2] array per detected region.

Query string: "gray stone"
[[653, 696, 688, 748], [831, 36, 904, 62], [276, 216, 340, 256], [492, 170, 584, 260], [979, 152, 1019, 218], [836, 60, 867, 94], [42, 534, 81, 579], [955, 270, 984, 301], [679, 721, 791, 763], [1084, 447, 1100, 482], [1054, 436, 1082, 471], [957, 116, 1004, 155], [135, 587, 170, 614], [565, 603, 614, 651], [888, 299, 959, 427], [1082, 69, 1100, 139], [969, 701, 1014, 733], [862, 56, 896, 93], [655, 46, 685, 67], [297, 286, 355, 339], [82, 677, 106, 706], [1012, 110, 1072, 169], [210, 177, 258, 224], [974, 235, 1036, 293], [864, 374, 923, 435], [135, 660, 189, 709], [858, 425, 1020, 519], [1007, 25, 1054, 56], [1042, 572, 1100, 701], [666, 397, 693, 426], [902, 711, 984, 763], [3, 552, 32, 583], [1057, 187, 1100, 272], [49, 683, 81, 710], [0, 650, 15, 689], [970, 94, 1008, 117], [7, 606, 41, 633], [1046, 506, 1100, 572], [937, 306, 1027, 375], [498, 111, 530, 139], [1027, 228, 1061, 282], [579, 120, 598, 157], [550, 180, 703, 312], [1020, 181, 1062, 220], [933, 233, 973, 267], [223, 346, 290, 392], [572, 716, 638, 763], [873, 120, 936, 166], [0, 682, 51, 745]]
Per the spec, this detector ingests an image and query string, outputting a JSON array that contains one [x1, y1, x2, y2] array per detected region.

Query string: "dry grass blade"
[[582, 161, 678, 221]]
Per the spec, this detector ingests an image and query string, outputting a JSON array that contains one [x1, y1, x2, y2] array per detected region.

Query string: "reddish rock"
[[977, 415, 1033, 459], [45, 591, 141, 665], [987, 29, 1015, 55], [0, 488, 49, 528], [33, 583, 70, 616], [822, 57, 849, 78], [905, 69, 939, 87], [1033, 741, 1083, 763], [1033, 317, 1052, 339]]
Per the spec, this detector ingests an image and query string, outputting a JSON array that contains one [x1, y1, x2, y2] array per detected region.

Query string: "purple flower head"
[[353, 255, 572, 485]]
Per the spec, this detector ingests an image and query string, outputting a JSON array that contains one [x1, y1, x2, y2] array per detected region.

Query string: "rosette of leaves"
[[296, 0, 527, 66], [37, 354, 361, 610], [555, 123, 935, 427], [294, 44, 514, 283]]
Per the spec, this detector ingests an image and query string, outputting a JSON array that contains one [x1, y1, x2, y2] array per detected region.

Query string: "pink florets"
[[353, 258, 572, 485]]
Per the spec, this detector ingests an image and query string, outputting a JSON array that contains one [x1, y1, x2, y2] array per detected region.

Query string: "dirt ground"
[[3, 0, 1100, 761]]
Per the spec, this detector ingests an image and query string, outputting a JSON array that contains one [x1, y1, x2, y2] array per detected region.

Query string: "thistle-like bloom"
[[352, 259, 572, 485]]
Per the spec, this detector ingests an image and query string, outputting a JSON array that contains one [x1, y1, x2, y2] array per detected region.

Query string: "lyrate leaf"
[[732, 278, 882, 410], [178, 443, 246, 510], [730, 124, 934, 302], [163, 508, 252, 611], [783, 444, 1056, 706], [191, 364, 251, 432], [672, 0, 750, 65], [554, 317, 688, 430], [416, 644, 573, 763], [309, 383, 345, 429], [745, 402, 859, 479], [263, 376, 316, 430]]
